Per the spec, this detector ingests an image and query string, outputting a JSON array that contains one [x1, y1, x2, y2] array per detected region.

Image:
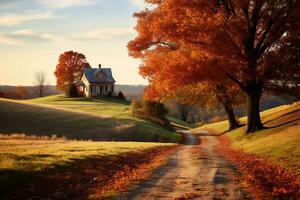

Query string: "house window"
[[100, 86, 103, 94], [79, 86, 83, 92], [105, 85, 108, 92]]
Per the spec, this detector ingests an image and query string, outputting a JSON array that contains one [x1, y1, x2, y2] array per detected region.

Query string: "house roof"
[[74, 80, 85, 86], [83, 67, 116, 84]]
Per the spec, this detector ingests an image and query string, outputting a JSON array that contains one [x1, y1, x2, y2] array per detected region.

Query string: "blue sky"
[[0, 0, 147, 86]]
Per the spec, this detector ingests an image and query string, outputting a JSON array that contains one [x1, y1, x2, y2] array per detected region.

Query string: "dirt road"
[[115, 130, 252, 200]]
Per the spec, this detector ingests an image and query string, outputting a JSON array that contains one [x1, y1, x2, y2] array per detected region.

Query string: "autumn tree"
[[34, 71, 48, 98], [54, 51, 90, 93], [176, 103, 192, 122], [128, 0, 300, 133], [145, 80, 242, 130], [16, 86, 29, 99]]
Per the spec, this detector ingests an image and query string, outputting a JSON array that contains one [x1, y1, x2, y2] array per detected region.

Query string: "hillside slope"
[[194, 102, 300, 174], [0, 95, 181, 142]]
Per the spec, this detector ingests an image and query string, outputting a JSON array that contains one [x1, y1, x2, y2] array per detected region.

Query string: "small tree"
[[16, 86, 29, 99], [131, 100, 143, 115], [107, 91, 113, 97], [54, 51, 90, 93], [67, 84, 78, 97], [117, 91, 126, 100], [176, 103, 192, 122], [143, 101, 168, 119], [33, 71, 48, 97]]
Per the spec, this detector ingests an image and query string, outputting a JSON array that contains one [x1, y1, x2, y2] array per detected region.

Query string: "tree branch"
[[222, 69, 246, 90], [256, 19, 274, 51], [148, 41, 176, 49]]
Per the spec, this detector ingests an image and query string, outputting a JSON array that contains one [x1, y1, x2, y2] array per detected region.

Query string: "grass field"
[[0, 95, 181, 142], [166, 114, 196, 130], [0, 137, 175, 198], [194, 102, 300, 174]]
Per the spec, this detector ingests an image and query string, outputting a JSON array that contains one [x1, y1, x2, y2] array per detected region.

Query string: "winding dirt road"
[[115, 130, 252, 200]]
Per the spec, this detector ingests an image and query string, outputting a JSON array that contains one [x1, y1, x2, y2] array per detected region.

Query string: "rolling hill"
[[0, 95, 181, 142]]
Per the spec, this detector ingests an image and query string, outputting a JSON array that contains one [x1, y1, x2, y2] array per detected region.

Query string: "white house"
[[75, 64, 116, 97]]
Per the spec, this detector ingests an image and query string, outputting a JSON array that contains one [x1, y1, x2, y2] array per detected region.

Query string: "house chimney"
[[99, 64, 101, 68]]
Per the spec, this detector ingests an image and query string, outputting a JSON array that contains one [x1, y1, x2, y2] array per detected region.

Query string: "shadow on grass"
[[264, 118, 300, 129], [0, 100, 179, 143], [0, 148, 169, 200], [0, 169, 37, 197], [52, 96, 131, 106], [263, 108, 300, 129]]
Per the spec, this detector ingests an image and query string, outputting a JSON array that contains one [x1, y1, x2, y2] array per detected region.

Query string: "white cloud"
[[130, 0, 146, 10], [0, 33, 23, 45], [3, 29, 67, 45], [0, 11, 63, 26], [38, 0, 98, 8], [0, 27, 133, 45], [72, 28, 135, 40], [11, 29, 36, 36]]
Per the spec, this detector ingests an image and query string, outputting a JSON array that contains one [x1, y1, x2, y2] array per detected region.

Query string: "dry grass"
[[0, 138, 176, 199], [0, 133, 67, 140]]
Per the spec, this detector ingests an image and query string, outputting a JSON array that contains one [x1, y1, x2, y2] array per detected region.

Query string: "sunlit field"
[[0, 96, 181, 142], [0, 137, 176, 198]]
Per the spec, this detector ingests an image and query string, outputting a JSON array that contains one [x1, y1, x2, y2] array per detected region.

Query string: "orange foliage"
[[4, 146, 178, 199], [16, 86, 29, 99], [54, 51, 90, 92], [219, 137, 300, 199], [128, 0, 300, 133]]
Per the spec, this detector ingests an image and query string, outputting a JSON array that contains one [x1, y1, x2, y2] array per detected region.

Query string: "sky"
[[0, 0, 148, 86]]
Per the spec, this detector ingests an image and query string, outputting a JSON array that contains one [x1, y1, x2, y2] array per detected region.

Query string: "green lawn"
[[166, 114, 196, 129], [194, 102, 300, 174], [0, 95, 181, 142]]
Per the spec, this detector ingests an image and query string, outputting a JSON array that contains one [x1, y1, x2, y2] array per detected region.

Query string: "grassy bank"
[[194, 102, 300, 174]]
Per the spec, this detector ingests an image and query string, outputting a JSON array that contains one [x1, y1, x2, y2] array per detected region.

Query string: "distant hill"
[[0, 85, 61, 99], [0, 84, 145, 100], [115, 85, 145, 100]]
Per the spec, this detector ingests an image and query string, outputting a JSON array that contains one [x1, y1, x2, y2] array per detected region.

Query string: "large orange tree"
[[128, 0, 300, 133], [54, 51, 91, 92], [130, 35, 243, 130]]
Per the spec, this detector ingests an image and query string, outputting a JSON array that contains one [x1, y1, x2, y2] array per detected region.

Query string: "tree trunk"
[[224, 104, 240, 130], [245, 83, 264, 133]]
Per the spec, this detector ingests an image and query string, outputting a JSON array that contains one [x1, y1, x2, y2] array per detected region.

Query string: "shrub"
[[117, 91, 125, 100], [66, 84, 78, 97], [131, 100, 143, 115], [142, 101, 168, 119], [131, 100, 172, 129], [2, 91, 21, 99], [107, 91, 113, 97]]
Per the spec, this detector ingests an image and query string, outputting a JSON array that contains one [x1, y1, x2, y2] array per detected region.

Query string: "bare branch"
[[33, 71, 48, 97]]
